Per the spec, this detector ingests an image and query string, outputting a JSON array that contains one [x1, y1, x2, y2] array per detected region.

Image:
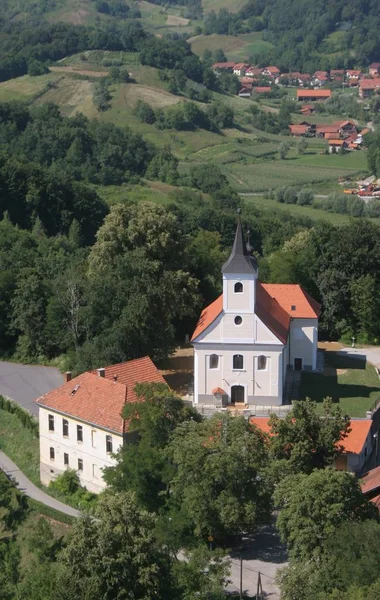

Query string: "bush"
[[297, 188, 314, 205], [28, 61, 48, 77], [0, 395, 39, 436], [283, 187, 298, 204], [50, 469, 80, 495], [134, 99, 156, 124]]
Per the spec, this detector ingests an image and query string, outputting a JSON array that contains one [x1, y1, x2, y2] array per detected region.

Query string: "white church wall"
[[289, 318, 318, 369]]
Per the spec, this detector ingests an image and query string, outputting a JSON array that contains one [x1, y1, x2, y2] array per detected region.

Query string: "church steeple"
[[222, 214, 257, 275]]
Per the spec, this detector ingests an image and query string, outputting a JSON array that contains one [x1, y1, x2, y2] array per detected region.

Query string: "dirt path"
[[49, 66, 109, 78]]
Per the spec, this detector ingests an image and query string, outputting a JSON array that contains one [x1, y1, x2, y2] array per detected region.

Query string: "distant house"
[[298, 73, 312, 86], [289, 124, 311, 136], [330, 69, 345, 80], [316, 124, 340, 138], [334, 119, 357, 137], [240, 77, 254, 87], [300, 104, 315, 115], [312, 70, 329, 86], [369, 62, 380, 77], [238, 87, 252, 98], [36, 357, 167, 493], [262, 66, 280, 78], [346, 69, 362, 86], [328, 139, 347, 153], [359, 78, 380, 98], [212, 62, 235, 73], [245, 67, 262, 78], [297, 89, 332, 102], [250, 418, 373, 475], [233, 63, 250, 77]]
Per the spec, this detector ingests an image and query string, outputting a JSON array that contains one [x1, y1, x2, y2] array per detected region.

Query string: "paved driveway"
[[227, 524, 287, 599], [0, 361, 63, 417], [339, 347, 380, 370]]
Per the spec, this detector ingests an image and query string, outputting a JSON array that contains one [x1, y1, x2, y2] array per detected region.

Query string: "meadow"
[[189, 32, 274, 62]]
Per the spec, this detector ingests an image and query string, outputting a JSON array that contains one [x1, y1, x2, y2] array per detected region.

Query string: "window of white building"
[[64, 453, 69, 466], [209, 354, 219, 369], [78, 458, 83, 471], [49, 447, 55, 461], [48, 414, 54, 431], [77, 424, 83, 442], [257, 355, 267, 371], [234, 282, 243, 293], [233, 354, 244, 370], [62, 419, 69, 437], [106, 435, 113, 454]]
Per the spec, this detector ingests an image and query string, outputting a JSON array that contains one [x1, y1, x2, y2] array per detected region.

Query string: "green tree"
[[268, 399, 350, 477], [278, 141, 290, 159], [274, 469, 377, 560], [350, 274, 380, 341], [59, 492, 172, 600], [167, 413, 272, 541], [104, 383, 200, 511]]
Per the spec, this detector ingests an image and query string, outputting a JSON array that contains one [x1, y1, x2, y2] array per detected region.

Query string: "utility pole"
[[239, 555, 243, 600], [256, 571, 263, 600]]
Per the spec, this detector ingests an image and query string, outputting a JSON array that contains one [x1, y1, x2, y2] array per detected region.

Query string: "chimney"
[[113, 375, 118, 383], [97, 368, 105, 378], [64, 371, 72, 383]]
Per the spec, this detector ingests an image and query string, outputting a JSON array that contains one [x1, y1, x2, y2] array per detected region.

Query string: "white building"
[[36, 357, 166, 493], [191, 220, 320, 407]]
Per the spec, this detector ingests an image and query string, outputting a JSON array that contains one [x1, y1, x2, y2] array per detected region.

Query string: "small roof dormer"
[[221, 218, 257, 275]]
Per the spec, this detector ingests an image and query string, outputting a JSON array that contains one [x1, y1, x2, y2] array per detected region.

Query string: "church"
[[191, 219, 321, 407]]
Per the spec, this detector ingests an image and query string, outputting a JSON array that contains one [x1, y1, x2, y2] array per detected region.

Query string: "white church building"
[[191, 220, 320, 407]]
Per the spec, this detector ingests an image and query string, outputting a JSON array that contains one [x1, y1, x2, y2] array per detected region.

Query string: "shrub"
[[297, 188, 314, 205], [283, 187, 297, 204]]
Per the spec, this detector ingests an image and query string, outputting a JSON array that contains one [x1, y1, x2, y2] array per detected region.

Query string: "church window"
[[210, 354, 219, 369], [257, 355, 267, 371], [233, 354, 244, 370], [234, 316, 242, 325], [234, 282, 243, 293]]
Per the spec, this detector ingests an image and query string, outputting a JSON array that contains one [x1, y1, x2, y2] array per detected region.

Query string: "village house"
[[233, 63, 250, 77], [346, 69, 362, 86], [252, 86, 272, 95], [191, 220, 320, 408], [251, 417, 373, 475], [359, 78, 380, 98], [369, 62, 380, 77], [361, 465, 380, 509], [312, 70, 329, 86], [328, 139, 347, 153], [245, 67, 263, 78], [35, 357, 166, 493], [261, 66, 280, 78], [289, 124, 312, 136], [238, 87, 252, 98], [315, 124, 340, 138], [297, 89, 332, 102], [330, 69, 345, 80], [300, 104, 315, 116], [212, 62, 235, 73]]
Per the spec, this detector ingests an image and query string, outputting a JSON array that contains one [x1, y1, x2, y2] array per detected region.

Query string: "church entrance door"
[[231, 385, 245, 404]]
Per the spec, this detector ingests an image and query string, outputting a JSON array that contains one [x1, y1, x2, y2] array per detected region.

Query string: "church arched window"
[[234, 282, 243, 293], [209, 354, 219, 369], [233, 354, 244, 370], [257, 355, 267, 371]]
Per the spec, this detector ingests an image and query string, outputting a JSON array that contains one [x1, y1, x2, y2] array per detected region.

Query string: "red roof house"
[[297, 89, 332, 102]]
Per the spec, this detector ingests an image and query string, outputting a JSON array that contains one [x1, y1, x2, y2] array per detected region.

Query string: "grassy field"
[[189, 33, 273, 61], [300, 350, 380, 417], [0, 409, 40, 485], [243, 195, 353, 225], [202, 0, 247, 13]]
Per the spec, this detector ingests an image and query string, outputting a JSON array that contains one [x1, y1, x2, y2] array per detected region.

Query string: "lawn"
[[244, 195, 353, 225], [300, 350, 380, 417]]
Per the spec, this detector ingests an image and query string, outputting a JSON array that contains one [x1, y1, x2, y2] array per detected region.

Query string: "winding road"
[[0, 452, 80, 517]]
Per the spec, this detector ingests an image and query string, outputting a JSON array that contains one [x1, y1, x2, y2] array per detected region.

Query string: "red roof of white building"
[[191, 284, 320, 343], [297, 89, 331, 98], [360, 78, 380, 90], [250, 417, 371, 455], [36, 357, 166, 434]]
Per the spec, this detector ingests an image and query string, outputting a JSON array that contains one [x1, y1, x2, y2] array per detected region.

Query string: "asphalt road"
[[0, 361, 63, 417], [0, 451, 80, 518]]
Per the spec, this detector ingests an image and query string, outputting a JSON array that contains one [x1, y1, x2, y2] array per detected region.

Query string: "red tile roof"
[[329, 139, 345, 145], [346, 70, 361, 77], [253, 87, 272, 93], [261, 283, 321, 319], [313, 70, 329, 79], [191, 284, 319, 343], [264, 66, 280, 74], [249, 417, 371, 456], [36, 357, 166, 434], [360, 78, 380, 90], [341, 420, 372, 454], [297, 89, 331, 98], [213, 62, 235, 69], [234, 63, 250, 70], [316, 124, 340, 134], [361, 466, 380, 495], [289, 124, 309, 135]]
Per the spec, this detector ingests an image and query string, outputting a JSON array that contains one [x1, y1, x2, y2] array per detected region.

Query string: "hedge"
[[0, 395, 39, 437]]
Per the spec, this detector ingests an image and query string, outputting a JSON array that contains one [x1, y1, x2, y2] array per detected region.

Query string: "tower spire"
[[221, 211, 257, 274]]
